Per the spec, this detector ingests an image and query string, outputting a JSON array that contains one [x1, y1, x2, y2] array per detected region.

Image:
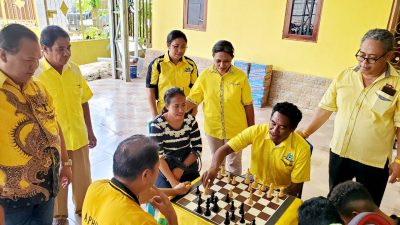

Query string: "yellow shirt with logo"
[[227, 124, 311, 186], [187, 65, 253, 139], [319, 64, 400, 168], [36, 59, 93, 151], [82, 179, 158, 225], [146, 53, 198, 113], [0, 72, 60, 208]]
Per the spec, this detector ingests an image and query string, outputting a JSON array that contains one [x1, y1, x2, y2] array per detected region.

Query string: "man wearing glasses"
[[299, 28, 400, 206]]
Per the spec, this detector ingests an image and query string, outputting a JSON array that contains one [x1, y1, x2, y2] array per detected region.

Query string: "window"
[[282, 0, 323, 42], [388, 0, 400, 69], [183, 0, 207, 31]]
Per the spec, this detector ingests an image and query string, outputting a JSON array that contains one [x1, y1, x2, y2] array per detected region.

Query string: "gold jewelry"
[[62, 159, 72, 167]]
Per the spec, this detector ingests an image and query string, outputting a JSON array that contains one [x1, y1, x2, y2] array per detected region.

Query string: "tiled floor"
[[67, 78, 400, 224]]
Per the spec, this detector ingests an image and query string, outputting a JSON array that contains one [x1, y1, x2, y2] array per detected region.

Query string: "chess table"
[[172, 175, 302, 225]]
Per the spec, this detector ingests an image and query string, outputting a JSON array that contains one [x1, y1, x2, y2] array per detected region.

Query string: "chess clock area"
[[172, 168, 302, 225]]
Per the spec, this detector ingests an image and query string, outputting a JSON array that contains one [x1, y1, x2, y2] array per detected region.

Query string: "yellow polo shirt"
[[187, 65, 253, 139], [227, 124, 311, 187], [36, 59, 93, 151], [82, 179, 158, 225], [320, 64, 400, 168], [146, 53, 198, 113], [0, 71, 61, 207]]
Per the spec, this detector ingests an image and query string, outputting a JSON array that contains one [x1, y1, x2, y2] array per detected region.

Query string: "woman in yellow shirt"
[[187, 40, 254, 175], [146, 30, 198, 118]]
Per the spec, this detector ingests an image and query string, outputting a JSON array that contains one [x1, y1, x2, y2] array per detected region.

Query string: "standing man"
[[202, 102, 310, 197], [36, 25, 96, 223], [300, 28, 400, 206], [0, 24, 71, 225]]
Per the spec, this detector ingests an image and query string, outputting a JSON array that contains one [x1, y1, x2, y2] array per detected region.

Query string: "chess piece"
[[279, 187, 285, 198], [252, 219, 256, 225], [247, 183, 252, 192], [274, 194, 280, 203], [220, 165, 225, 175], [197, 194, 203, 204], [267, 183, 275, 198], [206, 197, 211, 205], [230, 201, 235, 211], [212, 197, 219, 213], [231, 176, 236, 185], [230, 208, 236, 221], [211, 191, 215, 202], [240, 213, 245, 224], [260, 183, 266, 192], [257, 185, 263, 195], [247, 191, 253, 205], [252, 175, 258, 189], [196, 186, 200, 195], [245, 169, 251, 184], [195, 200, 203, 214], [229, 187, 234, 198], [225, 193, 230, 203], [239, 202, 244, 215], [227, 173, 231, 183], [224, 211, 230, 225], [204, 201, 211, 216], [217, 170, 222, 179]]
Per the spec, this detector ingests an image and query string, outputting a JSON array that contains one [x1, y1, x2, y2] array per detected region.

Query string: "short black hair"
[[113, 135, 159, 181], [328, 181, 378, 219], [166, 30, 187, 45], [298, 196, 343, 225], [40, 25, 69, 48], [0, 23, 38, 54], [212, 40, 234, 58], [271, 102, 302, 129], [161, 87, 186, 114]]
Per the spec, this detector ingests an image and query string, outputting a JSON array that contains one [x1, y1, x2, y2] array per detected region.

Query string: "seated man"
[[82, 135, 190, 225], [329, 181, 399, 225], [298, 196, 343, 225], [202, 102, 311, 196]]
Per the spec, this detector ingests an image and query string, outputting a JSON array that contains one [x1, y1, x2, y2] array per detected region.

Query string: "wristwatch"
[[62, 159, 73, 167]]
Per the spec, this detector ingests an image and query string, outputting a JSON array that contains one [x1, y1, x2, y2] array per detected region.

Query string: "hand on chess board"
[[173, 181, 192, 195], [201, 166, 219, 188]]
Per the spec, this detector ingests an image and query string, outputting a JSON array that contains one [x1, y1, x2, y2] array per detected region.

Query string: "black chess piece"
[[230, 208, 236, 221], [230, 201, 235, 211], [204, 201, 211, 216], [206, 197, 211, 205], [197, 195, 203, 204], [225, 193, 230, 203], [195, 200, 203, 214], [239, 202, 244, 215], [211, 191, 215, 201], [224, 211, 230, 225], [252, 219, 256, 225], [239, 213, 245, 224], [196, 186, 200, 195], [212, 197, 219, 213]]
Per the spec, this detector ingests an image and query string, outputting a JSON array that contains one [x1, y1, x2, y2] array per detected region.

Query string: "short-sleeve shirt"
[[227, 124, 311, 186], [0, 72, 60, 209], [187, 65, 253, 139], [82, 179, 158, 225], [36, 59, 93, 151], [319, 64, 400, 168], [146, 53, 198, 113]]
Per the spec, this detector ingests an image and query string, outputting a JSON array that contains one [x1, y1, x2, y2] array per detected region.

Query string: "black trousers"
[[329, 151, 389, 206]]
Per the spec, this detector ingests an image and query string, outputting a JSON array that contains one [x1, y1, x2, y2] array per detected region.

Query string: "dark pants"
[[155, 170, 200, 188], [4, 197, 55, 225], [329, 151, 389, 206]]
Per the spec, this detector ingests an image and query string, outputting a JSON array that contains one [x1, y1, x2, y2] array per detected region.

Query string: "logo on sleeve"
[[184, 67, 192, 73], [281, 152, 294, 167]]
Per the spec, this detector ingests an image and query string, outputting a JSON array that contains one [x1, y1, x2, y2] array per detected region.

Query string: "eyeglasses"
[[171, 45, 188, 50], [355, 50, 387, 64]]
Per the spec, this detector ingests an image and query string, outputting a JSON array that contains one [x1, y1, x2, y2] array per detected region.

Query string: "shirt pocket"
[[371, 90, 394, 115]]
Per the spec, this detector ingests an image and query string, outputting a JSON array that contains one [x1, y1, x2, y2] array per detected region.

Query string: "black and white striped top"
[[149, 113, 202, 157]]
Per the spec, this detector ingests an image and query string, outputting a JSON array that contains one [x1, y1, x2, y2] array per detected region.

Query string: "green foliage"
[[85, 26, 109, 39], [76, 0, 100, 12]]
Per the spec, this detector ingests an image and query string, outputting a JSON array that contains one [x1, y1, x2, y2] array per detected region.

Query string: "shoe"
[[52, 216, 69, 225]]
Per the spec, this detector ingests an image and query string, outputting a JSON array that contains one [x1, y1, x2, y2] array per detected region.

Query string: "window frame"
[[183, 0, 208, 31], [282, 0, 324, 42]]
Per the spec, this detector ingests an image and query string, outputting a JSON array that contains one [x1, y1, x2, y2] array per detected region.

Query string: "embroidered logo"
[[281, 152, 294, 167], [184, 67, 191, 72]]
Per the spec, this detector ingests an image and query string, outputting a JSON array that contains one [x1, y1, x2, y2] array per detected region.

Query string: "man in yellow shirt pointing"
[[36, 25, 96, 223], [202, 102, 311, 197]]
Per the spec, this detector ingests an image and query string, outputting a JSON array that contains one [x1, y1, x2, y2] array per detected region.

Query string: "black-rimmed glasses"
[[355, 49, 387, 64]]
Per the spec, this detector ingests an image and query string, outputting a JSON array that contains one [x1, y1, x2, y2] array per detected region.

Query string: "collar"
[[0, 70, 33, 90], [0, 70, 7, 87], [164, 52, 187, 63], [210, 65, 234, 75], [110, 177, 140, 204], [353, 63, 399, 78]]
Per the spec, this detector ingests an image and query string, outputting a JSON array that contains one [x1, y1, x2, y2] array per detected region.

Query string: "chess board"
[[173, 173, 295, 225]]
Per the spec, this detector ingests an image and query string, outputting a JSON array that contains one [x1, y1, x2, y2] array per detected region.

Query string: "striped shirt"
[[149, 113, 202, 157]]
